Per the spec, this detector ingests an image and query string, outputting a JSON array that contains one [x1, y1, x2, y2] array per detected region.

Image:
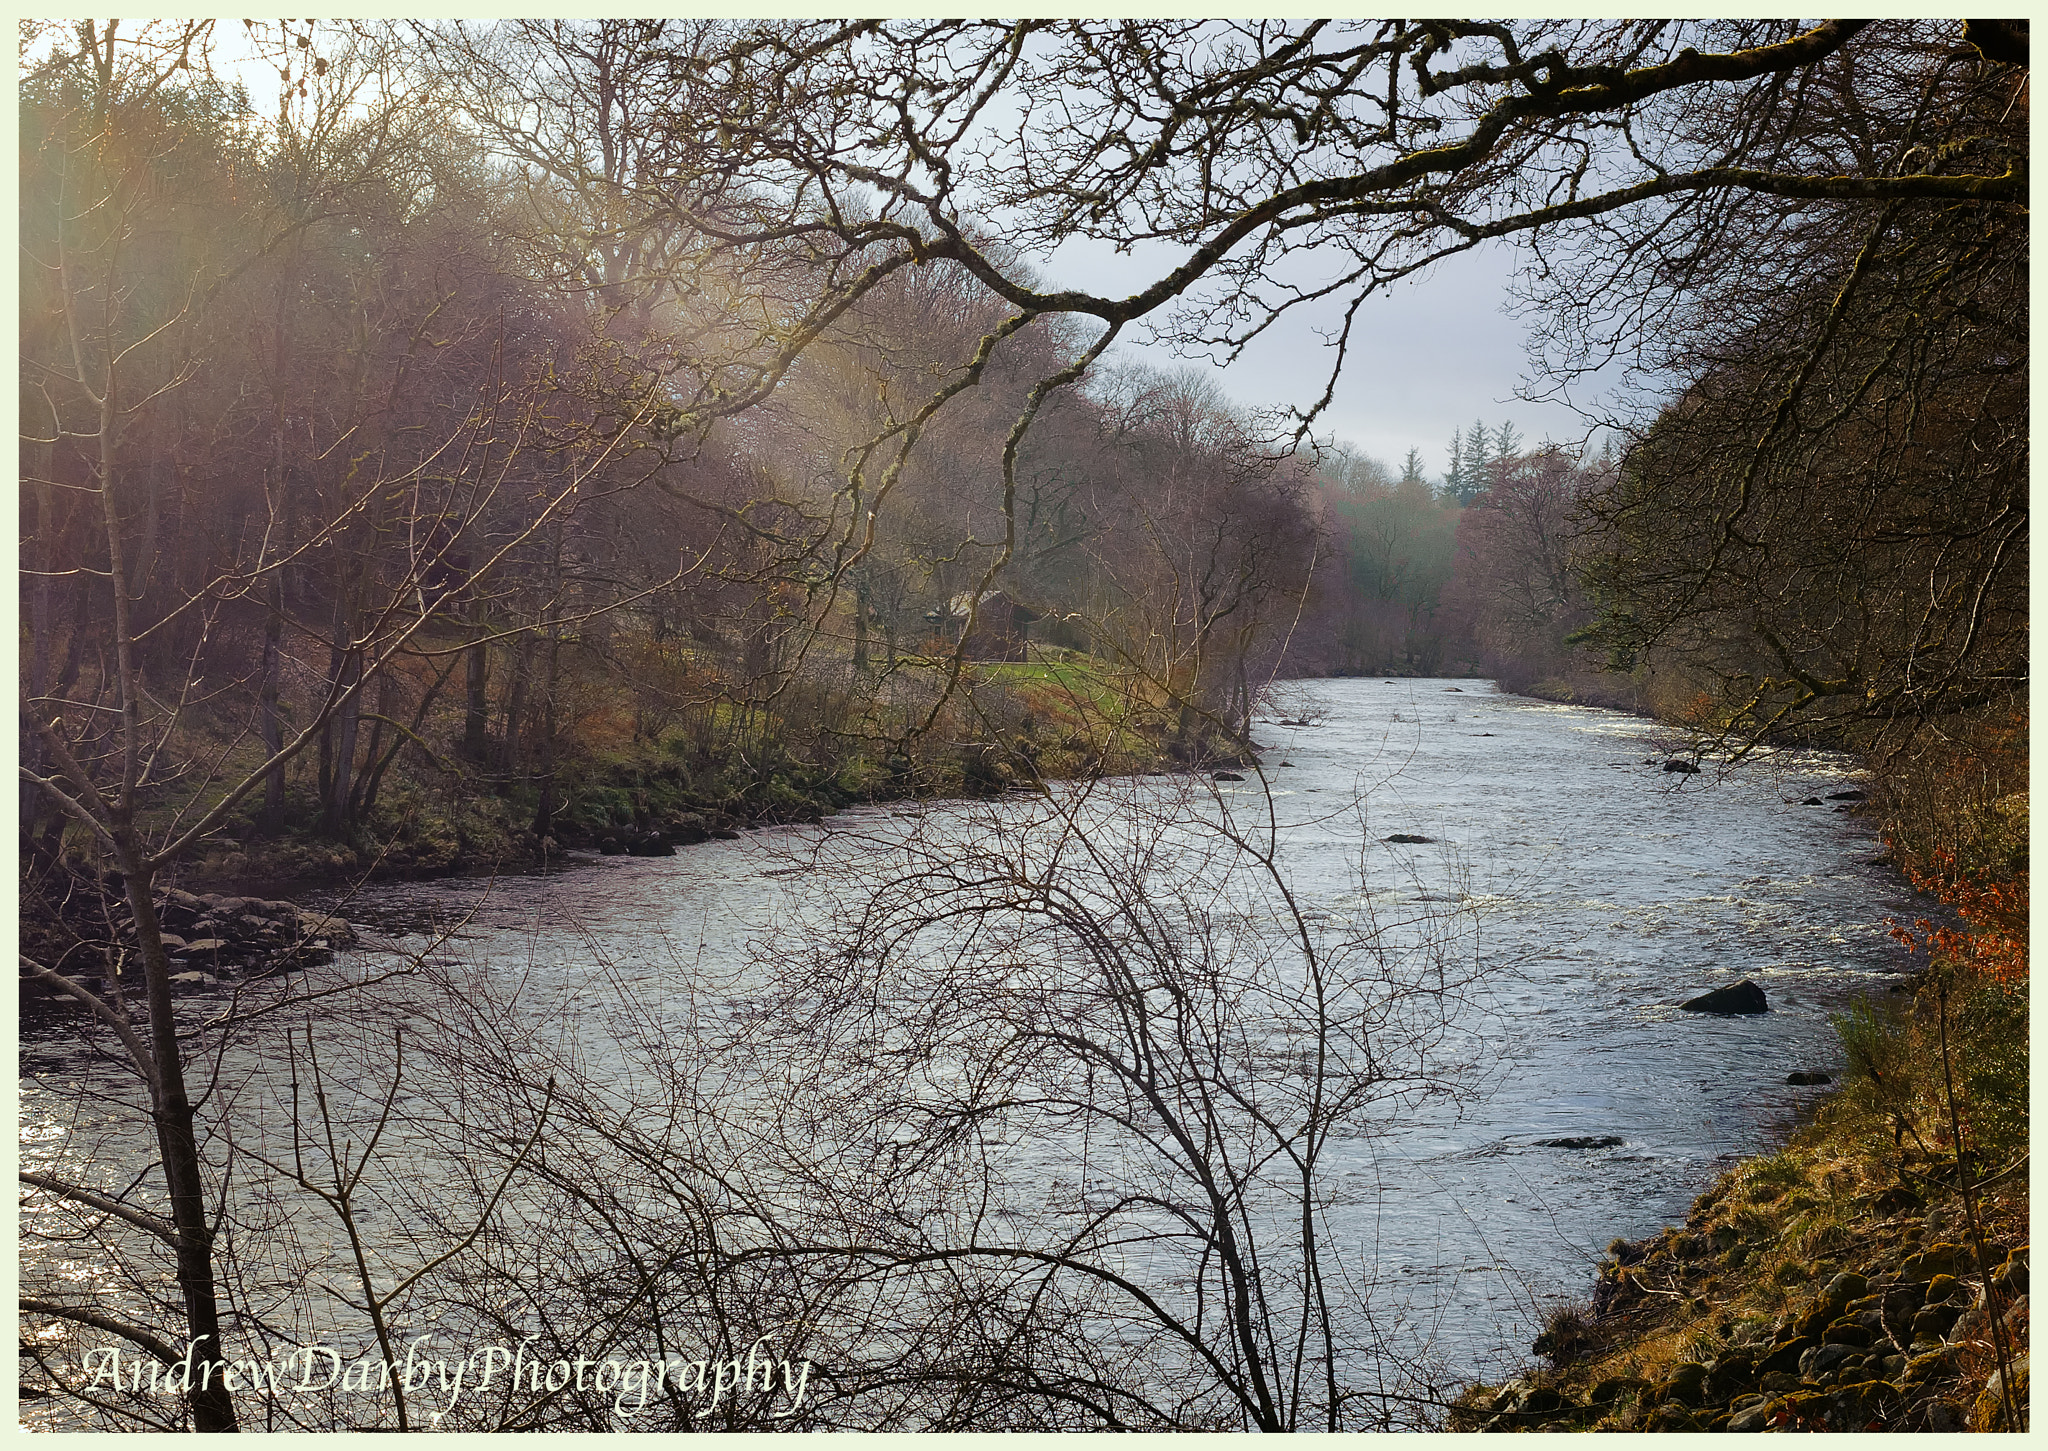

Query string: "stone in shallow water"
[[1536, 1134, 1624, 1150], [1680, 979, 1768, 1014]]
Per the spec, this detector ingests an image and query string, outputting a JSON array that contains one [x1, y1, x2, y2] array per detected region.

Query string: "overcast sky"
[[1043, 232, 1619, 478]]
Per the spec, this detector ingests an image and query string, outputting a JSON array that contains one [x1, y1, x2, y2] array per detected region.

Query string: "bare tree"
[[1067, 370, 1323, 752], [17, 25, 658, 1427], [1521, 23, 2026, 753], [593, 20, 2014, 433], [677, 777, 1488, 1428], [1439, 448, 1610, 696]]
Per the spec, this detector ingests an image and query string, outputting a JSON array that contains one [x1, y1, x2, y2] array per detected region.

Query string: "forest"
[[19, 19, 2026, 1432], [17, 33, 1557, 895]]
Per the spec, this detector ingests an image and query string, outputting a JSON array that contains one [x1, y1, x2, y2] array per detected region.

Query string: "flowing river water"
[[20, 678, 1924, 1414]]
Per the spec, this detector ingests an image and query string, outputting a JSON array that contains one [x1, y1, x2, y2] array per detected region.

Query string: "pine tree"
[[1459, 418, 1491, 505]]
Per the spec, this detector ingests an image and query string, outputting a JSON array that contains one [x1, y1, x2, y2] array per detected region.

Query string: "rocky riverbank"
[[21, 885, 359, 1016], [151, 700, 1248, 897]]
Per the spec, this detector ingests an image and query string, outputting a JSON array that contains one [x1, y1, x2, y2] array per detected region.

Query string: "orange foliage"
[[1678, 691, 1720, 728], [1887, 848, 2029, 984]]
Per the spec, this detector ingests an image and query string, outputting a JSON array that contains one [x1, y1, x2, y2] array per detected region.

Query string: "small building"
[[927, 590, 1041, 661]]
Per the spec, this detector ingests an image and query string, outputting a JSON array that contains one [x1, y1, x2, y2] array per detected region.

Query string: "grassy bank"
[[27, 647, 1240, 902]]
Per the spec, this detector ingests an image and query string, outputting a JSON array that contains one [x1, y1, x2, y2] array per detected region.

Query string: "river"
[[19, 678, 1920, 1424]]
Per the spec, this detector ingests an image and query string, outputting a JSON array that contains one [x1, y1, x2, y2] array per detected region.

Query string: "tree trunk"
[[258, 589, 286, 832], [852, 575, 871, 675], [140, 427, 161, 616], [257, 416, 292, 832], [320, 594, 362, 838], [1235, 652, 1252, 744], [115, 840, 238, 1432], [348, 671, 392, 827], [463, 604, 491, 763], [71, 215, 239, 1419], [499, 638, 530, 779], [531, 634, 560, 842], [326, 647, 361, 837], [23, 466, 57, 847]]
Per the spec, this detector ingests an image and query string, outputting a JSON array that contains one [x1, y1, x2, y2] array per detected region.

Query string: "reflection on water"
[[20, 679, 1910, 1392]]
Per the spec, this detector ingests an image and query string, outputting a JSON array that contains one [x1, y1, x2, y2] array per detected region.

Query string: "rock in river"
[[1663, 759, 1701, 773], [1787, 1070, 1833, 1086], [1384, 833, 1433, 844], [1537, 1135, 1625, 1149], [1680, 979, 1769, 1015]]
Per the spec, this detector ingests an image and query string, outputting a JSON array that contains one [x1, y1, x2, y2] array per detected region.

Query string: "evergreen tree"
[[1457, 419, 1491, 505]]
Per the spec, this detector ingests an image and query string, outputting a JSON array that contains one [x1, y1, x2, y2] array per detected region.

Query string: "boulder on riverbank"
[[1680, 980, 1768, 1015]]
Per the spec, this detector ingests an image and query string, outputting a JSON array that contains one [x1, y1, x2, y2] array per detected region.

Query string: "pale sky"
[[1043, 233, 1621, 476]]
